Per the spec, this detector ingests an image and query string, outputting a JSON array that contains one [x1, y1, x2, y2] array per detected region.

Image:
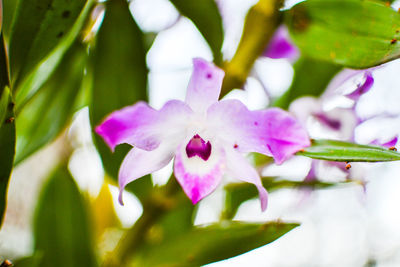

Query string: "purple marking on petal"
[[174, 145, 225, 204], [371, 137, 398, 148], [313, 112, 342, 130], [345, 72, 374, 101], [264, 26, 299, 61], [185, 134, 212, 161]]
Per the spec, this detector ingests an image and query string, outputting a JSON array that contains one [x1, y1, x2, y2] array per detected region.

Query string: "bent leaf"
[[135, 221, 299, 266], [34, 165, 97, 267], [286, 0, 400, 68], [13, 0, 94, 110], [297, 139, 400, 162], [15, 42, 86, 164], [9, 0, 87, 86], [170, 0, 223, 64]]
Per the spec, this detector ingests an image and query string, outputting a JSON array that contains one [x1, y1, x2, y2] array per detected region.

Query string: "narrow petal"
[[225, 149, 268, 211], [95, 100, 192, 151], [174, 140, 225, 205], [185, 58, 225, 113], [207, 100, 310, 164], [118, 142, 177, 204]]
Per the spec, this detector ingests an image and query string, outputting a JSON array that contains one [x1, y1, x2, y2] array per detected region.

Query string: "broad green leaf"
[[274, 57, 341, 109], [34, 166, 97, 267], [9, 0, 87, 86], [90, 0, 151, 200], [13, 0, 94, 110], [135, 221, 299, 266], [0, 33, 15, 228], [224, 177, 350, 220], [14, 42, 86, 164], [169, 0, 223, 64], [286, 0, 400, 68], [298, 139, 400, 162]]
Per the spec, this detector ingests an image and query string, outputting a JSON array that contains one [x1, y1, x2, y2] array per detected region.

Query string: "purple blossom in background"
[[263, 26, 299, 61], [96, 58, 310, 211]]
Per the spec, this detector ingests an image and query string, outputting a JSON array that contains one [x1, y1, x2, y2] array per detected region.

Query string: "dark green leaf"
[[135, 221, 299, 266], [274, 57, 341, 109], [169, 0, 223, 64], [0, 88, 15, 228], [13, 0, 94, 110], [298, 139, 400, 162], [286, 0, 400, 68], [1, 0, 18, 40], [90, 0, 151, 200], [0, 33, 15, 228], [34, 166, 97, 267], [9, 0, 87, 86], [14, 42, 87, 164], [224, 177, 350, 220]]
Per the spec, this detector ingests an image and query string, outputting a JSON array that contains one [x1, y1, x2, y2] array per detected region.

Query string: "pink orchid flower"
[[95, 58, 310, 211]]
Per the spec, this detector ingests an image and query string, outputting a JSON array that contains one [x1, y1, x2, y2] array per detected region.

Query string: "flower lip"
[[185, 134, 212, 161]]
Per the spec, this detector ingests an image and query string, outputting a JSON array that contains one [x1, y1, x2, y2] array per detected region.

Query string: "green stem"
[[220, 0, 283, 98], [102, 177, 181, 267]]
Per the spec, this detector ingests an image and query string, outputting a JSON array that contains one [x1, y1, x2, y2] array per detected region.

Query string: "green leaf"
[[0, 33, 15, 228], [0, 89, 15, 228], [274, 57, 341, 109], [298, 139, 400, 162], [13, 0, 94, 110], [9, 0, 87, 86], [89, 0, 151, 200], [14, 42, 87, 164], [286, 0, 400, 68], [224, 177, 350, 220], [169, 0, 223, 64], [135, 221, 299, 266], [33, 166, 97, 267]]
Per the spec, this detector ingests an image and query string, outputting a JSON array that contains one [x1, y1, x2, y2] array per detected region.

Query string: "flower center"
[[185, 134, 212, 161]]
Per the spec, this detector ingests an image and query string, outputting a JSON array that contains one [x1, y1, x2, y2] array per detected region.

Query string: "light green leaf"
[[89, 0, 151, 200], [14, 42, 87, 164], [33, 165, 97, 267], [298, 139, 400, 162], [9, 0, 87, 86], [224, 177, 350, 220], [135, 221, 299, 267], [274, 57, 341, 109], [169, 0, 223, 64], [286, 0, 400, 68]]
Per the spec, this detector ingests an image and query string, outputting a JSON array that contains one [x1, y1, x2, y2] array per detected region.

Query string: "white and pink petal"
[[207, 100, 310, 164], [174, 138, 226, 205], [225, 149, 268, 211], [118, 141, 179, 205], [185, 58, 225, 113], [96, 100, 193, 151]]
